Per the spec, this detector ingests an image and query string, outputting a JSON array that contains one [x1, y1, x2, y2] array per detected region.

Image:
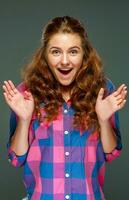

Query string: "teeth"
[[58, 69, 72, 71]]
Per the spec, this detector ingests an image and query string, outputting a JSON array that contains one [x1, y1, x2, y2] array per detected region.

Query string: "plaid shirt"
[[7, 79, 122, 200]]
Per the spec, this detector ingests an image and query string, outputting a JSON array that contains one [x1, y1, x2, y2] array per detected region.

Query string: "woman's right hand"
[[2, 80, 35, 122]]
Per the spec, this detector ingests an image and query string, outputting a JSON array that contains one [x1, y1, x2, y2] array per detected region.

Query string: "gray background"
[[0, 0, 129, 199]]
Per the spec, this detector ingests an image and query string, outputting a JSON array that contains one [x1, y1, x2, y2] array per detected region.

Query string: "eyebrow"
[[49, 46, 81, 50]]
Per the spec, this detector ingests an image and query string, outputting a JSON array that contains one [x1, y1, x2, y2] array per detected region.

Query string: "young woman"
[[3, 16, 127, 200]]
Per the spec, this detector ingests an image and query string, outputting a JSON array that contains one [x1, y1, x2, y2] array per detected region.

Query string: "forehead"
[[47, 33, 82, 48]]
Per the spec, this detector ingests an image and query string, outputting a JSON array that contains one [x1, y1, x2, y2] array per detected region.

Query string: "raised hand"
[[2, 80, 35, 122], [95, 84, 127, 122]]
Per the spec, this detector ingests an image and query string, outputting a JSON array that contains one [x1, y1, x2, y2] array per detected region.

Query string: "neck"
[[59, 81, 75, 102], [62, 93, 70, 102], [60, 85, 72, 102]]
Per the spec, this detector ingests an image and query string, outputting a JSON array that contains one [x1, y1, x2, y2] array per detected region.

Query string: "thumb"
[[97, 88, 105, 100], [24, 91, 33, 99]]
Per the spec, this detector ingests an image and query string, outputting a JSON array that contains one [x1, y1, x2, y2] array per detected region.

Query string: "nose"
[[61, 53, 69, 66]]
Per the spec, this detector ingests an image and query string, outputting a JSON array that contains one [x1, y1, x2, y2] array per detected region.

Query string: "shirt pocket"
[[33, 122, 53, 149]]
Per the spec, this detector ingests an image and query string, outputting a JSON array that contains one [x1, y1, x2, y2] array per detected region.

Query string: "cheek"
[[47, 60, 59, 75], [72, 57, 83, 68], [48, 57, 60, 68]]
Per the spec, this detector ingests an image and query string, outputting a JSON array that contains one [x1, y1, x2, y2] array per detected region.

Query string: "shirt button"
[[64, 109, 68, 114], [65, 151, 69, 156], [64, 130, 69, 135], [65, 195, 70, 199], [65, 173, 70, 177]]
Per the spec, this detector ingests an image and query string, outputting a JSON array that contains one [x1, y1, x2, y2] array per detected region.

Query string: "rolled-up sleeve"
[[7, 144, 28, 167], [104, 79, 122, 162], [104, 111, 122, 162]]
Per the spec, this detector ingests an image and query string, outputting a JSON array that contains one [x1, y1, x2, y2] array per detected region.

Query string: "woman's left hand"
[[95, 84, 127, 123]]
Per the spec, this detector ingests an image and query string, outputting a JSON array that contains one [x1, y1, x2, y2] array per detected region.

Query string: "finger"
[[3, 81, 11, 93], [8, 80, 18, 94], [24, 91, 32, 99], [116, 94, 123, 101], [3, 81, 15, 97], [118, 99, 126, 109], [117, 98, 124, 105], [123, 85, 127, 90], [2, 84, 9, 95], [97, 88, 105, 100], [3, 92, 12, 104], [121, 87, 127, 99], [115, 88, 127, 101], [113, 84, 126, 97]]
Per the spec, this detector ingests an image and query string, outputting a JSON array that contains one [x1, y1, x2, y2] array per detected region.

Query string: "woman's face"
[[46, 33, 84, 87]]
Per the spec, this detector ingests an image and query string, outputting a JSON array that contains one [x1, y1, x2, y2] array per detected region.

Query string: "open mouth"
[[58, 68, 73, 75]]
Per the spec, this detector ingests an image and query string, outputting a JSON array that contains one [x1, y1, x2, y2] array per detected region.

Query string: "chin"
[[59, 80, 74, 86], [60, 83, 71, 86]]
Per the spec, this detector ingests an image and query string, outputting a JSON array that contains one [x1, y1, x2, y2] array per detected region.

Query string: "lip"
[[57, 68, 73, 75]]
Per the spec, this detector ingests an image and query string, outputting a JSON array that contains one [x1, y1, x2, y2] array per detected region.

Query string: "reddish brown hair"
[[22, 16, 106, 132]]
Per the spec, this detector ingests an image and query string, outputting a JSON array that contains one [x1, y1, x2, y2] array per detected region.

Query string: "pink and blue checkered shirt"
[[7, 79, 122, 200]]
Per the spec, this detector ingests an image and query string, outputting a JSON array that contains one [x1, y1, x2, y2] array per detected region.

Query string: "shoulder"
[[16, 82, 27, 94]]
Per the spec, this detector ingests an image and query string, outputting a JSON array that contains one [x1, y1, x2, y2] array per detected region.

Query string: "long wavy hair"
[[22, 16, 107, 132]]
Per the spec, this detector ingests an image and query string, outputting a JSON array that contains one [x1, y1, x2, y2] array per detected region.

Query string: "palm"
[[3, 80, 34, 121], [95, 84, 127, 122], [9, 91, 34, 120], [96, 94, 118, 121]]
